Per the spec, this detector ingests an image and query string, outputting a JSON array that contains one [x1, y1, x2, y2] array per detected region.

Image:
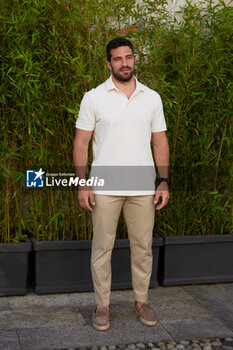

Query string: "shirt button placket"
[[125, 97, 130, 113]]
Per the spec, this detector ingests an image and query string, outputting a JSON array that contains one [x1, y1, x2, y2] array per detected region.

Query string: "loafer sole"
[[92, 321, 110, 331], [135, 307, 157, 326]]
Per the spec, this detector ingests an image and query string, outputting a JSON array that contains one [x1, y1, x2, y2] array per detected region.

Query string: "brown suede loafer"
[[134, 303, 157, 326], [92, 307, 110, 331]]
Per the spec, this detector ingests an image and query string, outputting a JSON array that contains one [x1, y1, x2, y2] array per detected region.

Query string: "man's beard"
[[111, 65, 135, 82]]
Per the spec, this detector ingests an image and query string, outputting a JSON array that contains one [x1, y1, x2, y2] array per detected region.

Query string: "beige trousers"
[[91, 194, 155, 306]]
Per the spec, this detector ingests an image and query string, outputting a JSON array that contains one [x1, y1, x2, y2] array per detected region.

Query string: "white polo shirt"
[[75, 75, 167, 195]]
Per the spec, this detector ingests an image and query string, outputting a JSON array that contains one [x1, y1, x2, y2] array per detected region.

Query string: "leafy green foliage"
[[0, 0, 232, 241]]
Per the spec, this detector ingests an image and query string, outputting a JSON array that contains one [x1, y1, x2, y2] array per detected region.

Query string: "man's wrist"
[[78, 184, 89, 191]]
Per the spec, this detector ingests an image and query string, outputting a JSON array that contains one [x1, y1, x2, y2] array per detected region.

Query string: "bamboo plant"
[[0, 0, 232, 242]]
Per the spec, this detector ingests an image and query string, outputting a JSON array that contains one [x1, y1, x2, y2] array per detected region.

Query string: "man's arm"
[[73, 128, 95, 211], [152, 131, 170, 211]]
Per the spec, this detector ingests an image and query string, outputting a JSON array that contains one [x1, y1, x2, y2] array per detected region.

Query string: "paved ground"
[[0, 283, 233, 350]]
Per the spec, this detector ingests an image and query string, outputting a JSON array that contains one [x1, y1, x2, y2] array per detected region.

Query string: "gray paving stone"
[[0, 306, 85, 329], [2, 284, 233, 350], [182, 285, 233, 329], [105, 301, 137, 322], [8, 291, 95, 309], [0, 330, 21, 350], [109, 290, 134, 303], [218, 284, 233, 299], [149, 286, 194, 303], [149, 287, 212, 321], [160, 318, 233, 341], [0, 297, 10, 311], [17, 322, 172, 350]]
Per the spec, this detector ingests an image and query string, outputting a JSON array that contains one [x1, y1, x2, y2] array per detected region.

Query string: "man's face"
[[107, 46, 135, 82]]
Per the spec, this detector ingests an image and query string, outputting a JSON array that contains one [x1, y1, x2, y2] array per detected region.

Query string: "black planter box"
[[158, 233, 233, 286], [0, 238, 32, 296], [30, 235, 163, 294]]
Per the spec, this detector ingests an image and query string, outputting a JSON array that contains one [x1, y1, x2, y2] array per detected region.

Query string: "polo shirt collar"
[[106, 75, 145, 93]]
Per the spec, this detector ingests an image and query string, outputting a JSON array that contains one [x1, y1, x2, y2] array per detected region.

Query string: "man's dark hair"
[[106, 37, 134, 62]]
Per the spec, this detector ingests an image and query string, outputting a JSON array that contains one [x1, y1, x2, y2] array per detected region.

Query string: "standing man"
[[73, 37, 169, 331]]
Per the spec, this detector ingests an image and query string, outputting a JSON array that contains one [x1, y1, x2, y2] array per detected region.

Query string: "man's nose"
[[122, 58, 128, 66]]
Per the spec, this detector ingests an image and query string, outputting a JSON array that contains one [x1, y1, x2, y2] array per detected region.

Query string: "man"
[[73, 37, 169, 331]]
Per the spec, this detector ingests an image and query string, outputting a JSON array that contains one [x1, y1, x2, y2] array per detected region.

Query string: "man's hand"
[[154, 182, 170, 211], [78, 186, 95, 212]]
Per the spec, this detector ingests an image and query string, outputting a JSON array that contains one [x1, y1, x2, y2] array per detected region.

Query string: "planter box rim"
[[158, 232, 233, 245], [31, 236, 163, 251], [31, 237, 92, 251], [0, 237, 32, 252]]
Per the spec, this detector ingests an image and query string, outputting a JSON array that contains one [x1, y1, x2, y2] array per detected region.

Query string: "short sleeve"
[[75, 91, 95, 131], [151, 93, 167, 132]]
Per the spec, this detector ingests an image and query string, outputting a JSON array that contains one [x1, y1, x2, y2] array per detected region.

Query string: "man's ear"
[[107, 61, 112, 72]]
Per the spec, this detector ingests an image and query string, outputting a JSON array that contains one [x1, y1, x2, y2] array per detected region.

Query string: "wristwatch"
[[159, 177, 170, 185]]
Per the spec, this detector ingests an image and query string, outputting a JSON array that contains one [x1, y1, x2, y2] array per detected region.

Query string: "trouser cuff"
[[95, 294, 110, 306], [133, 292, 148, 303]]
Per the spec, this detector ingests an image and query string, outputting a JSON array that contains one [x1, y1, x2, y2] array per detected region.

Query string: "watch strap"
[[159, 177, 170, 185]]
